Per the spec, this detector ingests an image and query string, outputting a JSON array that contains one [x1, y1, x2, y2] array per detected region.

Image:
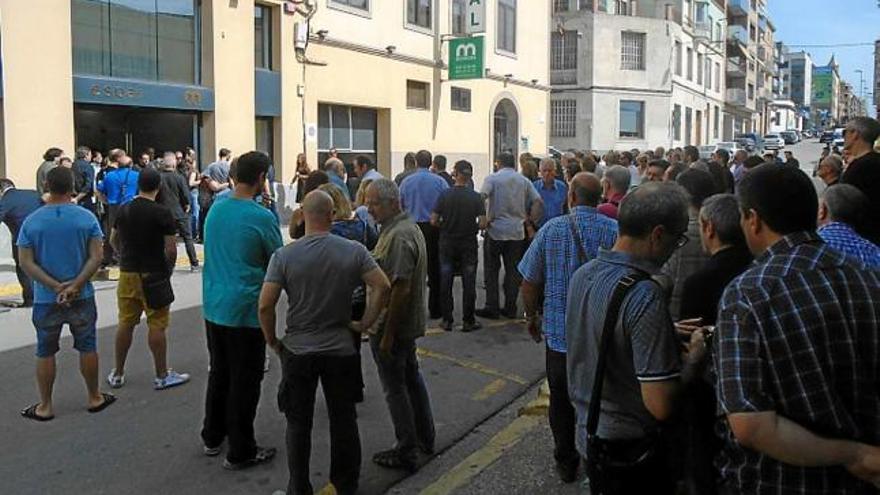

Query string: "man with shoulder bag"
[[107, 168, 190, 391], [565, 182, 711, 494]]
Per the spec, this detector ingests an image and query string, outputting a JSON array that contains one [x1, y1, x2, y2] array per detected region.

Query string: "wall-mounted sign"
[[466, 0, 486, 34], [73, 76, 215, 111], [449, 36, 485, 80]]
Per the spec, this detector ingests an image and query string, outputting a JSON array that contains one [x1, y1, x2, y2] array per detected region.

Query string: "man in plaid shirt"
[[714, 164, 880, 494]]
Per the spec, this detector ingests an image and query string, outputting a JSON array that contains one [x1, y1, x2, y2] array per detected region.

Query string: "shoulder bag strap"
[[567, 213, 588, 267], [586, 272, 650, 437]]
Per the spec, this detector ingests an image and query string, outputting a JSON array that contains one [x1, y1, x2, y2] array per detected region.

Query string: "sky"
[[769, 0, 879, 116]]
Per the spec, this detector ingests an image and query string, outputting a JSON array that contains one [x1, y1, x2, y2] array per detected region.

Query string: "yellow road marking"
[[471, 379, 507, 401], [424, 319, 522, 336], [418, 415, 541, 495], [316, 483, 336, 495], [416, 348, 528, 386]]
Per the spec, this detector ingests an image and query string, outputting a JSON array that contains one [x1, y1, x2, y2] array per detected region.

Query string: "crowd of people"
[[1, 115, 880, 495]]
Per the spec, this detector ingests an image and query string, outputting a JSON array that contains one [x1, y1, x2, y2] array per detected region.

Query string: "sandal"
[[87, 392, 117, 413], [372, 448, 417, 472], [21, 403, 54, 422]]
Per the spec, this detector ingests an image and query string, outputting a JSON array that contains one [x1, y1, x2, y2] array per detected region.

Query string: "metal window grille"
[[551, 100, 577, 138], [554, 0, 569, 12], [451, 87, 471, 112], [551, 31, 578, 71], [407, 80, 430, 109], [621, 32, 645, 71]]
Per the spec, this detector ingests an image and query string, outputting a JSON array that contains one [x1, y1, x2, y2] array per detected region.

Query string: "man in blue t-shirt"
[[97, 151, 139, 267], [17, 167, 113, 422], [201, 151, 283, 470]]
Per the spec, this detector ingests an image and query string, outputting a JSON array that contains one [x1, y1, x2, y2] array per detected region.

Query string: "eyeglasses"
[[674, 233, 690, 249]]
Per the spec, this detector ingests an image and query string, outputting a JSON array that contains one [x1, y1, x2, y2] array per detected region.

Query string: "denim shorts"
[[32, 297, 98, 358]]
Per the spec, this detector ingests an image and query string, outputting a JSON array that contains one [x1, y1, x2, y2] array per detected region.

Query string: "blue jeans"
[[32, 298, 98, 357], [369, 336, 435, 457], [439, 239, 478, 323], [189, 188, 200, 238]]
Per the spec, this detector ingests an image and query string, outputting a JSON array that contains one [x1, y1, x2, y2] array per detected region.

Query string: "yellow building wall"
[[0, 0, 75, 187]]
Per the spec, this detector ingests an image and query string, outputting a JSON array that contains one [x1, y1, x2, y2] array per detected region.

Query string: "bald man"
[[259, 190, 391, 495], [517, 172, 619, 483]]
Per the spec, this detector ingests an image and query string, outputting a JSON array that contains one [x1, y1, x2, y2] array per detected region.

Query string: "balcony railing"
[[551, 69, 578, 85], [727, 57, 747, 77], [728, 0, 749, 16], [726, 88, 747, 106], [728, 25, 748, 46]]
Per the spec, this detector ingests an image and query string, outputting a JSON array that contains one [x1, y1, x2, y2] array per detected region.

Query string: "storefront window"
[[72, 0, 198, 84]]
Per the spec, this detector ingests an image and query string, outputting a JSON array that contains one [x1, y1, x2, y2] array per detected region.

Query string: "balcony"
[[757, 46, 768, 63], [726, 88, 747, 107], [551, 69, 578, 85], [728, 25, 748, 46], [694, 21, 712, 39], [727, 57, 747, 77], [728, 0, 749, 16]]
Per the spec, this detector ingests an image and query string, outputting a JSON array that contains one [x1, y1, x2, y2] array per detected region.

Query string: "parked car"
[[701, 142, 745, 159], [735, 133, 765, 153], [820, 130, 835, 144], [764, 134, 785, 151], [833, 128, 845, 148], [780, 131, 798, 144]]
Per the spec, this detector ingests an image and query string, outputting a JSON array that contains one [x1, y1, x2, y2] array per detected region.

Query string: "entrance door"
[[493, 99, 519, 159], [75, 105, 197, 158]]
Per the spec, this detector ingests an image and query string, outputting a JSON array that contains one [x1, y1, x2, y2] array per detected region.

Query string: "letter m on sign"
[[449, 36, 484, 80]]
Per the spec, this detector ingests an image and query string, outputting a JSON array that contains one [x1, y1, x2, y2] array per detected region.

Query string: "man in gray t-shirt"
[[259, 190, 390, 495]]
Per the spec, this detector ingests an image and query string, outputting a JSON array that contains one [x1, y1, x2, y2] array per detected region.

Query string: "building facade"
[[812, 56, 841, 129], [0, 0, 550, 189], [722, 0, 758, 139], [549, 0, 726, 152]]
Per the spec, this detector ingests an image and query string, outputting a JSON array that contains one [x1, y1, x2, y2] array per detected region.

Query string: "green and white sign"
[[449, 36, 484, 80]]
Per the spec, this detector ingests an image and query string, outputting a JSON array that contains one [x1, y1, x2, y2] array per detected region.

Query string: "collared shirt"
[[661, 212, 710, 321], [97, 166, 140, 205], [818, 221, 880, 269], [566, 250, 681, 453], [714, 232, 880, 494], [328, 172, 352, 200], [481, 167, 541, 241], [373, 212, 427, 340], [400, 168, 449, 223], [597, 191, 626, 220], [518, 206, 618, 352], [532, 178, 568, 228], [363, 168, 384, 182]]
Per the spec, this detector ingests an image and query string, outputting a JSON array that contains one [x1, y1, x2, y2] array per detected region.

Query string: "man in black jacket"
[[157, 152, 199, 271]]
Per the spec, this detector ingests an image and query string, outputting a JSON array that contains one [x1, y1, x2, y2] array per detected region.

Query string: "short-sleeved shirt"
[[98, 166, 140, 205], [818, 221, 880, 269], [202, 160, 230, 185], [0, 188, 42, 238], [115, 197, 177, 273], [566, 250, 681, 453], [714, 232, 880, 494], [35, 161, 55, 195], [265, 233, 378, 356], [203, 197, 283, 328], [481, 167, 541, 241], [400, 168, 449, 223], [532, 179, 568, 228], [16, 204, 103, 304], [373, 212, 427, 340], [433, 186, 485, 243], [518, 207, 618, 353]]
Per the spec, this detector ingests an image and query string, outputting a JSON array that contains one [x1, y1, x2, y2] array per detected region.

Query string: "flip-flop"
[[21, 404, 54, 422], [87, 393, 117, 413]]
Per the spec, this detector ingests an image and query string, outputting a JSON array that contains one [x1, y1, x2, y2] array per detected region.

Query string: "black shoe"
[[441, 320, 454, 332], [555, 458, 579, 483], [502, 309, 520, 320], [462, 321, 483, 333], [222, 447, 277, 470], [475, 308, 500, 320], [430, 312, 443, 320]]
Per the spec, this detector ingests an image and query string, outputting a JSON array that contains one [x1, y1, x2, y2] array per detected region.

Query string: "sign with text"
[[466, 0, 486, 34], [449, 36, 485, 80]]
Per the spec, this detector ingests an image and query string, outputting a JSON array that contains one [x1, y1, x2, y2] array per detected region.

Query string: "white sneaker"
[[107, 370, 125, 389], [264, 354, 270, 373], [154, 369, 191, 390]]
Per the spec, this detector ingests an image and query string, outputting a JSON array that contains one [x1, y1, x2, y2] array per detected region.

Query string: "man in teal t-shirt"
[[200, 151, 283, 470]]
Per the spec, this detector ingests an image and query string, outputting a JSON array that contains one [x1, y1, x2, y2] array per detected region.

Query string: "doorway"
[[74, 105, 199, 159], [493, 99, 519, 160]]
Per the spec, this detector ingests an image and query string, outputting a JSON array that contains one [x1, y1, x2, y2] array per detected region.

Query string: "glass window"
[[331, 105, 351, 149], [497, 0, 516, 53], [71, 0, 198, 84], [318, 106, 331, 150], [687, 47, 693, 80], [674, 41, 682, 76], [407, 80, 430, 110], [673, 104, 682, 141], [330, 0, 369, 11], [255, 117, 274, 163], [451, 0, 467, 35], [619, 100, 644, 139], [254, 5, 272, 70], [697, 53, 703, 84], [554, 0, 569, 12], [552, 31, 578, 71], [351, 107, 376, 151], [451, 87, 471, 112], [621, 31, 645, 71], [551, 100, 577, 138], [318, 104, 377, 154], [407, 0, 432, 29]]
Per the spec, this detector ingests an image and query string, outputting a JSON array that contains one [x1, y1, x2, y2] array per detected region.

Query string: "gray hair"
[[324, 157, 344, 174], [618, 182, 689, 238], [539, 157, 556, 171], [75, 146, 91, 160], [700, 194, 744, 246], [369, 178, 400, 205], [820, 154, 843, 176], [823, 184, 869, 227], [847, 116, 880, 145], [604, 165, 631, 193]]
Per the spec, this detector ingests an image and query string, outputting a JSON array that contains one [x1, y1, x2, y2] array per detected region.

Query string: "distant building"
[[812, 56, 841, 128]]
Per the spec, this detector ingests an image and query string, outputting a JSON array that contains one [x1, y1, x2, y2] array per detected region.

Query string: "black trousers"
[[101, 204, 120, 266], [546, 347, 578, 467], [417, 222, 441, 318], [483, 236, 523, 315], [11, 244, 33, 305], [278, 349, 361, 495], [439, 238, 478, 323], [201, 321, 266, 464], [174, 216, 199, 266]]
